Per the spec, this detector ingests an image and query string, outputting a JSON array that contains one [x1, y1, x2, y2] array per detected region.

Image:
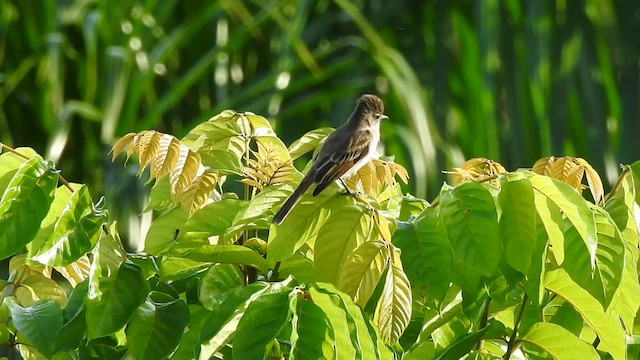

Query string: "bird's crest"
[[357, 94, 384, 114]]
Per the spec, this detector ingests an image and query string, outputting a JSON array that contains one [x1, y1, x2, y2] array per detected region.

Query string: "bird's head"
[[356, 94, 388, 125]]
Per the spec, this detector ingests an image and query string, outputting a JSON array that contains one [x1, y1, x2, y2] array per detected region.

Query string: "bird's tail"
[[272, 175, 314, 225]]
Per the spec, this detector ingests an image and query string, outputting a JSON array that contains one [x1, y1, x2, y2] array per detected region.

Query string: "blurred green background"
[[1, 0, 639, 244]]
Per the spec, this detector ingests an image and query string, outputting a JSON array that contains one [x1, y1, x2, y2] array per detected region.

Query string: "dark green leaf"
[[56, 280, 89, 351], [144, 206, 188, 256], [289, 290, 336, 359], [86, 262, 150, 339], [198, 263, 244, 310], [9, 299, 63, 357], [126, 291, 190, 360], [393, 208, 453, 301], [233, 289, 292, 359], [178, 244, 268, 272]]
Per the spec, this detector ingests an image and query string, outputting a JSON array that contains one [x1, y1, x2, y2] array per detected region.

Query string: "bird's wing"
[[312, 129, 371, 195]]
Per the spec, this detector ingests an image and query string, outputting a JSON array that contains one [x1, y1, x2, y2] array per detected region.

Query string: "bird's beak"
[[379, 114, 389, 121]]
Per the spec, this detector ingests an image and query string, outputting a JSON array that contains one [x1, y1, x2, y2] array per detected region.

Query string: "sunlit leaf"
[[525, 171, 597, 267], [499, 173, 537, 274], [31, 186, 108, 266], [315, 202, 372, 285], [267, 185, 342, 266], [519, 322, 599, 360], [544, 269, 625, 360], [392, 208, 453, 301], [0, 157, 58, 259], [374, 255, 412, 345], [287, 127, 334, 160], [439, 182, 500, 288]]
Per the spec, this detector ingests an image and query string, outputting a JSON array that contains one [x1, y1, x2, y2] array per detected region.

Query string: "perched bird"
[[272, 94, 387, 225]]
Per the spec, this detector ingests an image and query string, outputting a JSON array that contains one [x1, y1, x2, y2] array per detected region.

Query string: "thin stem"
[[503, 293, 528, 359], [1, 144, 74, 192], [475, 296, 491, 350]]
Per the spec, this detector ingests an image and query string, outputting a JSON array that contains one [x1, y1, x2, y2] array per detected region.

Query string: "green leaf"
[[56, 280, 88, 352], [232, 289, 292, 359], [398, 194, 430, 221], [144, 206, 188, 256], [126, 291, 190, 360], [544, 268, 625, 360], [228, 184, 295, 236], [519, 322, 599, 360], [290, 290, 336, 359], [184, 198, 247, 239], [28, 184, 75, 253], [14, 273, 67, 307], [310, 283, 392, 359], [287, 127, 333, 160], [433, 325, 490, 360], [525, 171, 598, 268], [499, 174, 537, 274], [159, 257, 211, 281], [336, 240, 386, 299], [146, 177, 173, 212], [86, 261, 150, 339], [254, 135, 290, 161], [393, 208, 453, 301], [523, 218, 551, 307], [604, 167, 640, 332], [439, 182, 500, 280], [31, 186, 108, 266], [227, 185, 293, 234], [0, 157, 58, 259], [278, 251, 318, 284], [9, 299, 63, 357], [533, 189, 565, 264], [267, 185, 343, 266], [198, 263, 244, 310], [177, 244, 268, 273], [170, 305, 210, 360], [374, 255, 412, 345], [315, 202, 372, 285], [591, 206, 625, 309], [200, 150, 243, 175], [199, 282, 270, 347], [0, 147, 38, 193], [543, 297, 583, 336]]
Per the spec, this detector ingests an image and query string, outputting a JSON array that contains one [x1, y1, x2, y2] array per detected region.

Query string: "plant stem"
[[503, 293, 527, 359], [1, 144, 74, 192], [476, 296, 491, 350]]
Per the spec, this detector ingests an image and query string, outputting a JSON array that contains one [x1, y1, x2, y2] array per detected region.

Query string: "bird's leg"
[[339, 178, 360, 196]]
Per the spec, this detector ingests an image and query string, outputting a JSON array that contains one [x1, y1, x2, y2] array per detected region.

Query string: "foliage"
[[1, 109, 640, 359], [2, 0, 639, 222]]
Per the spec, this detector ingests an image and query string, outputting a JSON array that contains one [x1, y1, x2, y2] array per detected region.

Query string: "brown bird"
[[272, 94, 387, 225]]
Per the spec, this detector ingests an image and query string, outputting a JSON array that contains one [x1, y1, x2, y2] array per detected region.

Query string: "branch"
[[503, 293, 527, 359], [1, 144, 74, 192]]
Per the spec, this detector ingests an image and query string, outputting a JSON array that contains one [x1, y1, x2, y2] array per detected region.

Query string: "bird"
[[272, 94, 387, 225]]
